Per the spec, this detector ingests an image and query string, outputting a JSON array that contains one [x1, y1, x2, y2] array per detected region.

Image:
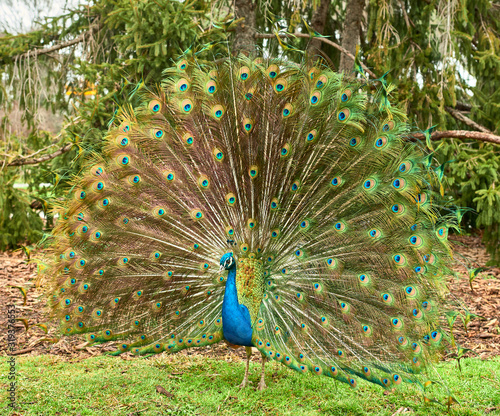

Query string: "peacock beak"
[[219, 264, 225, 272]]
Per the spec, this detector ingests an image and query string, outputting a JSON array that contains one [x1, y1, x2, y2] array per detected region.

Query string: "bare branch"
[[455, 101, 472, 112], [410, 130, 500, 146], [7, 144, 73, 167], [254, 33, 377, 78], [445, 106, 492, 133], [15, 22, 99, 60]]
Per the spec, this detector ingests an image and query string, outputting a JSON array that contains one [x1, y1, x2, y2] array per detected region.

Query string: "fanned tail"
[[40, 54, 453, 391]]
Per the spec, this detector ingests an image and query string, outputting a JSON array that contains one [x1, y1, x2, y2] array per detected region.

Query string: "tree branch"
[[410, 130, 500, 146], [7, 144, 73, 167], [254, 33, 377, 78], [15, 22, 99, 60], [455, 101, 472, 112], [445, 106, 492, 133]]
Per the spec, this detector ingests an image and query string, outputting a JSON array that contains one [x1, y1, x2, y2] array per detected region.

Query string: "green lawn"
[[1, 354, 499, 415]]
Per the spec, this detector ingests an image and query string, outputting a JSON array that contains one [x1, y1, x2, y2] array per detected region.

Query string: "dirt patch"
[[448, 235, 500, 360], [1, 235, 499, 363]]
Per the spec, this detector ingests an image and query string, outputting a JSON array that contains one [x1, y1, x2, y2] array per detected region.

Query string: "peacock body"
[[40, 54, 453, 391]]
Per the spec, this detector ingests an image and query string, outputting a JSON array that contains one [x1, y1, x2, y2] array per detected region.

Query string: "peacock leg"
[[256, 354, 267, 391], [239, 346, 253, 389]]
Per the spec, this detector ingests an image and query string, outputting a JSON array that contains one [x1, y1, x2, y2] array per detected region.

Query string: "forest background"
[[0, 0, 499, 265]]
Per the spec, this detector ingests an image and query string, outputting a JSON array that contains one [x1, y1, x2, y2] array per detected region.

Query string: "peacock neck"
[[222, 266, 239, 314], [221, 264, 253, 347]]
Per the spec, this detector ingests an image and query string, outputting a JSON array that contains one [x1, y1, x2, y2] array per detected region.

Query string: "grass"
[[1, 354, 499, 415]]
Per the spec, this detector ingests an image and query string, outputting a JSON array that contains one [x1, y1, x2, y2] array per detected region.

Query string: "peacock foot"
[[256, 380, 267, 391], [239, 378, 252, 389]]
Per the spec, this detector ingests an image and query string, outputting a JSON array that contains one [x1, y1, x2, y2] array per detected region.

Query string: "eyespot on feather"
[[270, 197, 279, 210], [382, 120, 395, 132], [326, 258, 338, 269], [393, 253, 407, 266], [274, 78, 287, 93], [248, 165, 259, 179], [127, 175, 141, 186], [242, 118, 253, 133], [374, 136, 388, 149], [290, 179, 301, 192], [280, 143, 291, 157], [316, 75, 328, 89], [97, 198, 110, 209], [398, 161, 412, 173], [282, 103, 293, 118], [409, 235, 423, 248], [180, 99, 193, 113], [176, 78, 190, 92], [330, 176, 343, 187], [308, 68, 319, 80], [198, 175, 210, 189], [391, 203, 405, 215], [247, 218, 257, 230], [190, 209, 204, 221], [266, 64, 279, 79], [177, 59, 188, 71], [362, 178, 377, 191], [238, 66, 250, 81], [225, 193, 236, 206], [148, 100, 161, 112], [349, 137, 362, 148], [163, 170, 175, 182], [390, 317, 404, 330], [119, 122, 130, 133], [153, 207, 167, 218], [436, 226, 448, 239], [310, 91, 321, 105], [91, 165, 104, 177], [381, 292, 394, 305], [416, 193, 428, 205], [115, 154, 130, 166], [392, 178, 407, 190], [358, 273, 371, 285], [152, 129, 164, 139], [212, 104, 225, 119], [213, 148, 224, 162], [306, 129, 318, 143], [341, 89, 352, 102], [206, 80, 217, 94], [334, 221, 346, 232], [116, 135, 129, 147], [337, 108, 350, 122], [182, 132, 194, 146]]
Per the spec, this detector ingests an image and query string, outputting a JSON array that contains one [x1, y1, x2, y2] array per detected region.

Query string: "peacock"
[[39, 54, 454, 392]]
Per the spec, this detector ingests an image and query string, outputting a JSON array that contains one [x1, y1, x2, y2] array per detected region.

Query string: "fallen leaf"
[[155, 385, 174, 398]]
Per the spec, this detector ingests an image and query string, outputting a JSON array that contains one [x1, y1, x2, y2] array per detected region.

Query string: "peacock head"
[[220, 253, 235, 271]]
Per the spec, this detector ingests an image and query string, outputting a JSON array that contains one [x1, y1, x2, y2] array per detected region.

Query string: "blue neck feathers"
[[221, 265, 253, 347]]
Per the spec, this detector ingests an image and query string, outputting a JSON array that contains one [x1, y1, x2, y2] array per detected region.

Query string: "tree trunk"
[[338, 0, 365, 73], [233, 0, 256, 54], [306, 0, 331, 57]]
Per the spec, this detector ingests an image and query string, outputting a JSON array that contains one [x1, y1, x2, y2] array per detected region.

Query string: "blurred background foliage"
[[0, 0, 499, 264]]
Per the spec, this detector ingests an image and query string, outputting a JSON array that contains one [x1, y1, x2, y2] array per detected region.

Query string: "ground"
[[0, 235, 499, 415]]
